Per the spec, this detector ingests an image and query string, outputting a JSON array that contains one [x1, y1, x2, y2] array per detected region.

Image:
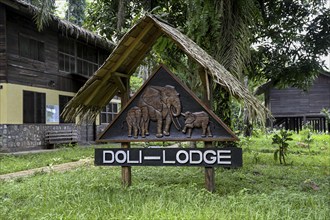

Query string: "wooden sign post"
[[96, 65, 240, 192], [120, 78, 131, 187]]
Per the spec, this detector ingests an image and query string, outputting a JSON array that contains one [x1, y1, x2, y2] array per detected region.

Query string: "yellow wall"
[[0, 83, 121, 125], [0, 83, 75, 124]]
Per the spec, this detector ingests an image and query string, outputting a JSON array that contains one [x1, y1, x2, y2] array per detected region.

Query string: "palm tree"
[[185, 0, 258, 129]]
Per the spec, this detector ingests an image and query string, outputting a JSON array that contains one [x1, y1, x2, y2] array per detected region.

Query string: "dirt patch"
[[0, 158, 93, 181]]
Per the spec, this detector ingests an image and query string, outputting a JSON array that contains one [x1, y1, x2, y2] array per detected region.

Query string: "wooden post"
[[121, 142, 131, 187], [198, 67, 215, 192], [120, 78, 131, 187], [205, 141, 215, 192]]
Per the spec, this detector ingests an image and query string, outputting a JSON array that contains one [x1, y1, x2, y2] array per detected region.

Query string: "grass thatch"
[[4, 0, 113, 50], [62, 14, 271, 124]]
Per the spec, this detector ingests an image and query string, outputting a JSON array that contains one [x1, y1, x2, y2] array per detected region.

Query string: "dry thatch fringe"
[[150, 15, 272, 124], [62, 14, 271, 124], [10, 0, 113, 50]]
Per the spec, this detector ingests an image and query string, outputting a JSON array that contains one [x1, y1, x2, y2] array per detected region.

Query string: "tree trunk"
[[243, 77, 253, 137], [117, 0, 125, 32]]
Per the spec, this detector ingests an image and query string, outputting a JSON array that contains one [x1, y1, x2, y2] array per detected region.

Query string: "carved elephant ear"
[[185, 113, 196, 124], [141, 86, 163, 111]]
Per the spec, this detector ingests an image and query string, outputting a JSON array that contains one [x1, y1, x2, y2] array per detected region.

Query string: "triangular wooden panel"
[[98, 65, 238, 142]]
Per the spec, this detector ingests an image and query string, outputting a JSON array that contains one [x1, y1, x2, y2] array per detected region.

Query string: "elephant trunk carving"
[[138, 85, 182, 138]]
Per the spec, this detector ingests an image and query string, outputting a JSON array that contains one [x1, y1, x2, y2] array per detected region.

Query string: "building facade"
[[265, 73, 330, 132], [0, 0, 119, 152]]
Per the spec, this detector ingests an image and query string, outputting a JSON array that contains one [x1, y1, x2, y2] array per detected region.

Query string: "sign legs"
[[121, 142, 131, 187], [204, 141, 215, 192]]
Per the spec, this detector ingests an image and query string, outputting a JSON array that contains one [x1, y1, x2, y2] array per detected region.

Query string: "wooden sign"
[[97, 65, 238, 142], [95, 147, 242, 167]]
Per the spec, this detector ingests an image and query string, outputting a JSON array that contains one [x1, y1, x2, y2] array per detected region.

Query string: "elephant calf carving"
[[125, 106, 142, 138], [181, 111, 213, 138]]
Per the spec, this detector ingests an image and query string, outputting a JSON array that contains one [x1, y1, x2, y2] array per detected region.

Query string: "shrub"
[[272, 129, 293, 165]]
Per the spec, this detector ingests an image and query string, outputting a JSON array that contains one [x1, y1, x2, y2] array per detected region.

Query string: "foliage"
[[84, 0, 187, 41], [31, 0, 55, 32], [129, 75, 143, 95], [300, 125, 314, 152], [66, 0, 86, 26], [1, 132, 329, 219], [272, 129, 293, 165], [249, 0, 330, 90], [321, 108, 330, 120], [31, 0, 329, 131]]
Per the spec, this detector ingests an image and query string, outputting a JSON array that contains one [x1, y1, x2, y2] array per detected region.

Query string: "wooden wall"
[[267, 74, 330, 116], [0, 4, 7, 83], [5, 7, 86, 93]]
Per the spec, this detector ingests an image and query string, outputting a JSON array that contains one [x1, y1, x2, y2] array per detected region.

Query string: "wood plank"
[[121, 79, 131, 187], [204, 141, 215, 192]]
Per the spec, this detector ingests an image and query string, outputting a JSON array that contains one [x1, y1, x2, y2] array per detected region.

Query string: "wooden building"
[[262, 73, 330, 132], [0, 0, 119, 152]]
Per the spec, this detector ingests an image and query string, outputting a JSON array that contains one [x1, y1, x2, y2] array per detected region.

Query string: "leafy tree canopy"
[[250, 0, 330, 90]]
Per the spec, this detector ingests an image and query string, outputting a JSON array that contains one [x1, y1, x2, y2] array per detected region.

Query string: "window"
[[59, 95, 74, 123], [19, 34, 45, 62], [23, 91, 46, 123], [101, 102, 119, 124], [58, 37, 110, 76], [77, 42, 99, 77], [58, 37, 75, 73]]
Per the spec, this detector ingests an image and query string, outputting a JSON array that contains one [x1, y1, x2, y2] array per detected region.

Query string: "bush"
[[272, 129, 293, 165]]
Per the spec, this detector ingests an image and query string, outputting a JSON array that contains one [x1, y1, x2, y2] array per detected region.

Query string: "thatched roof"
[[0, 0, 113, 50], [62, 14, 270, 122]]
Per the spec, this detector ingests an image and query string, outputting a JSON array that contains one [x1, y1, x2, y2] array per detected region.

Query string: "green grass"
[[0, 147, 95, 175], [0, 132, 329, 219]]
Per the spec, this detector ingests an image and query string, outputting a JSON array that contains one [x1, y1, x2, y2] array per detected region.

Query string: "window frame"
[[58, 37, 109, 77], [58, 37, 76, 73], [23, 90, 46, 124], [101, 102, 120, 124], [19, 33, 45, 62]]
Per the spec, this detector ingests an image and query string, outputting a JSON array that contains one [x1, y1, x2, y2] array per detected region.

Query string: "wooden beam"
[[114, 76, 127, 93], [83, 22, 155, 106], [114, 72, 130, 78], [109, 21, 155, 73], [126, 31, 163, 75]]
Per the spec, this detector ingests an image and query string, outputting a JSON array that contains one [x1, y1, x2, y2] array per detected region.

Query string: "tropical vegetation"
[[31, 0, 330, 133], [0, 131, 329, 219]]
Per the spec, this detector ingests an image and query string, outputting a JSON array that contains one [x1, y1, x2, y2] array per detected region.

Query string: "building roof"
[[0, 0, 114, 50], [62, 14, 270, 122]]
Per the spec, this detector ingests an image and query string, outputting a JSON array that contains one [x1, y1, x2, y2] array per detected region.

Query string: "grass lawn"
[[0, 147, 95, 175], [0, 132, 329, 219]]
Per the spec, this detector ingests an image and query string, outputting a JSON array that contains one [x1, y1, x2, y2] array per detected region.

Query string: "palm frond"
[[216, 0, 257, 80], [33, 0, 54, 32]]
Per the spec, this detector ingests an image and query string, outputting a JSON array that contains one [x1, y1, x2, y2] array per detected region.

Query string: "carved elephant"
[[138, 85, 182, 138], [125, 106, 142, 138], [181, 111, 213, 138]]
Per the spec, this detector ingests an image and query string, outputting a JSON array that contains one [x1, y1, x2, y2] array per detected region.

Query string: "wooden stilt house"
[[257, 72, 330, 132]]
